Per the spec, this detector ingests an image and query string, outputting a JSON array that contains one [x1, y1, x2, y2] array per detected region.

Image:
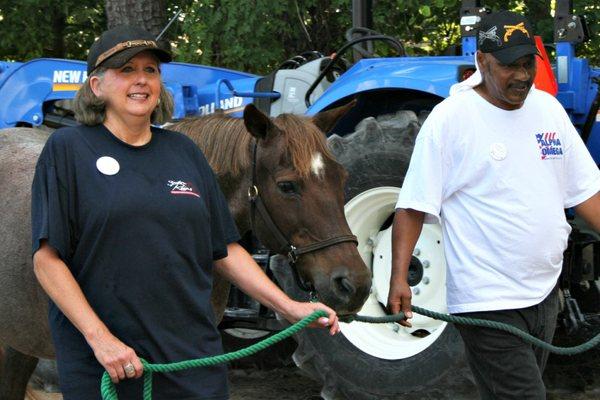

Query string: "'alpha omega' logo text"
[[535, 132, 563, 160]]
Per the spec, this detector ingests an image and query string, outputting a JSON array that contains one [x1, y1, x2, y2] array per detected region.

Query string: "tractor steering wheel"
[[305, 32, 405, 108], [344, 27, 398, 58]]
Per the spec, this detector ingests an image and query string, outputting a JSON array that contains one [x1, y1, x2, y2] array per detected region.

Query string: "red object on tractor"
[[533, 35, 558, 96]]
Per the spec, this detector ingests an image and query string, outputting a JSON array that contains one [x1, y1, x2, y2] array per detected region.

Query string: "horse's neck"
[[216, 171, 252, 236], [186, 117, 254, 235]]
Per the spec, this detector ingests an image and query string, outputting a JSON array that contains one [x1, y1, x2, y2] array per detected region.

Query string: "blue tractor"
[[0, 0, 598, 398]]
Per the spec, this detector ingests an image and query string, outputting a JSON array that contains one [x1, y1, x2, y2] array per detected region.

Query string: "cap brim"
[[491, 44, 540, 65], [98, 46, 172, 70]]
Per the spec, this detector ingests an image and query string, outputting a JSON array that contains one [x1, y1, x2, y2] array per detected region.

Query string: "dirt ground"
[[26, 362, 600, 400], [25, 341, 600, 400], [228, 365, 600, 400], [225, 332, 600, 400]]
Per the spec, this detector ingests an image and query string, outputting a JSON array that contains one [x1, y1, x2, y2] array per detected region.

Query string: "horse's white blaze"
[[311, 152, 325, 177]]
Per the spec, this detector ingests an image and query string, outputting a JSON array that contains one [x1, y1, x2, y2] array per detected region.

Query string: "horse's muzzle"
[[314, 267, 372, 315]]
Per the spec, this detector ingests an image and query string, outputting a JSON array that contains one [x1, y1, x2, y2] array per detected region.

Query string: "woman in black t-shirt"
[[31, 25, 339, 400]]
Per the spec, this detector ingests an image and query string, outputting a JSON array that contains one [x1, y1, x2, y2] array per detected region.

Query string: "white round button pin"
[[490, 143, 507, 161], [96, 156, 120, 175]]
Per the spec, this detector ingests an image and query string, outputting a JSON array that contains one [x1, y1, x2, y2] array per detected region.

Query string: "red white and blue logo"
[[167, 180, 201, 198], [535, 132, 563, 160]]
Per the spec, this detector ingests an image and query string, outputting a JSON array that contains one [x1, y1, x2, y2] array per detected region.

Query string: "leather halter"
[[248, 140, 358, 293]]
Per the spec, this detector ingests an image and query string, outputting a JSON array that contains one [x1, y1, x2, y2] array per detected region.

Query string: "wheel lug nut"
[[367, 235, 378, 247], [413, 248, 421, 256], [422, 260, 430, 268], [413, 287, 420, 295], [423, 277, 430, 285]]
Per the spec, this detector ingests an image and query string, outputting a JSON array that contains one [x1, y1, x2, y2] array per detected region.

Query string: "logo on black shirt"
[[167, 180, 200, 198]]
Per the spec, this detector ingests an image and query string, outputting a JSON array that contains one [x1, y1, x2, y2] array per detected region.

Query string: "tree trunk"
[[104, 0, 168, 45], [49, 6, 66, 58]]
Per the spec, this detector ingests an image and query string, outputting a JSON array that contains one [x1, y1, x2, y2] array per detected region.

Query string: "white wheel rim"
[[341, 187, 448, 360], [223, 328, 270, 340]]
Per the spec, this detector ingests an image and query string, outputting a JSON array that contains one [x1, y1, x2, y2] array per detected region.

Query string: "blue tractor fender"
[[305, 56, 473, 115], [0, 58, 88, 128]]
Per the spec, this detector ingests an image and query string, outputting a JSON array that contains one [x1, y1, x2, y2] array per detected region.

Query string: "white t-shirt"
[[396, 88, 600, 314]]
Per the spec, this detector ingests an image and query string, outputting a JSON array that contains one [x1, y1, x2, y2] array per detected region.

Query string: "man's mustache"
[[509, 80, 533, 89]]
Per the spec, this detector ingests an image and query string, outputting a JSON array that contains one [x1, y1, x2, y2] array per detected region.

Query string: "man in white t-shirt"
[[388, 10, 600, 399]]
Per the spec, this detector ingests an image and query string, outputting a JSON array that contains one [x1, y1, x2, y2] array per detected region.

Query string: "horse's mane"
[[170, 113, 335, 178]]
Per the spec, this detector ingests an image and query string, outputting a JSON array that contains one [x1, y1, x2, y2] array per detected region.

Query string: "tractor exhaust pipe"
[[351, 0, 373, 62]]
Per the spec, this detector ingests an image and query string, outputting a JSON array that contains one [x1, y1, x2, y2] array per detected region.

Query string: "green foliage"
[[0, 0, 105, 61], [369, 0, 463, 56], [174, 0, 465, 72], [0, 0, 189, 62], [575, 1, 600, 66], [175, 0, 350, 75], [0, 0, 598, 68]]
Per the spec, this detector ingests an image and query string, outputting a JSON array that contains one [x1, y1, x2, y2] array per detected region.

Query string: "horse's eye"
[[277, 181, 298, 195]]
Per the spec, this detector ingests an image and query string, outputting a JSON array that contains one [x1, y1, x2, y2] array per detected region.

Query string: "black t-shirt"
[[31, 124, 240, 399]]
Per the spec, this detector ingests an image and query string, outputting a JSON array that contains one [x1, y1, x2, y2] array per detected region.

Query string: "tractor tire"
[[274, 112, 469, 399], [221, 328, 296, 370], [545, 280, 600, 392]]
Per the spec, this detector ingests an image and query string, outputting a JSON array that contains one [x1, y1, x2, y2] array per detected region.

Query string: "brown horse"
[[172, 104, 371, 319], [0, 104, 371, 399]]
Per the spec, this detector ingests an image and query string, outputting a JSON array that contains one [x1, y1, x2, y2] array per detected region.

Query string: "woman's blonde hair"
[[73, 67, 174, 126]]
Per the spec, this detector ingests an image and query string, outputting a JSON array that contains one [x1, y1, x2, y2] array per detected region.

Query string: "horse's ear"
[[243, 104, 274, 140], [312, 99, 357, 134]]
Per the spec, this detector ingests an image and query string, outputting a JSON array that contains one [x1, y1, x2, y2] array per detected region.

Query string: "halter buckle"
[[287, 245, 299, 264], [247, 185, 259, 200]]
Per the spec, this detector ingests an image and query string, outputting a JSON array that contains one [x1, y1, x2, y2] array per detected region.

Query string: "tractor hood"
[[306, 55, 474, 115]]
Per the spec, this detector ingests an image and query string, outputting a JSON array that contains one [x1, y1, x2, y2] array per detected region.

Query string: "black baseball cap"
[[87, 25, 172, 74], [477, 11, 540, 64]]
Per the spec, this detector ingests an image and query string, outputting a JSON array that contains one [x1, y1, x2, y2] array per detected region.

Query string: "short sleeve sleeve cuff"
[[212, 233, 241, 261], [564, 176, 600, 209], [562, 129, 600, 208], [395, 198, 441, 225], [31, 156, 71, 261]]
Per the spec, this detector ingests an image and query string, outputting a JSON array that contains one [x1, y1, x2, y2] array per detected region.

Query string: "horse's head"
[[243, 103, 371, 315]]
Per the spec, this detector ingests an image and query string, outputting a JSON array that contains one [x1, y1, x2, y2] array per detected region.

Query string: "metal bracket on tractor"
[[459, 0, 490, 38], [561, 224, 600, 333], [220, 250, 286, 332], [554, 0, 590, 43]]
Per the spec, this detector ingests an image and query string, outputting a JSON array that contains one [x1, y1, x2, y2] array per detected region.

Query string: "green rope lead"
[[100, 310, 328, 400], [349, 305, 600, 356], [101, 306, 600, 400]]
